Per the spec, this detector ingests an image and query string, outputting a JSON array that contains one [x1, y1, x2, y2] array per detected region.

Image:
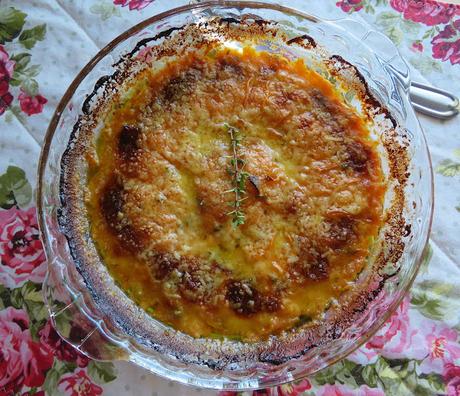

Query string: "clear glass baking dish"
[[37, 1, 433, 390]]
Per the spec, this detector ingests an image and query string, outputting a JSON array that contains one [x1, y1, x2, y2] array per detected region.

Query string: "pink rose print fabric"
[[335, 0, 460, 69], [113, 0, 154, 10], [390, 0, 457, 25], [319, 384, 385, 396], [336, 0, 364, 13], [0, 45, 14, 116], [0, 307, 53, 395], [18, 90, 47, 116], [349, 296, 425, 364], [0, 8, 48, 120], [0, 207, 46, 288], [444, 364, 460, 396], [431, 19, 460, 65], [58, 370, 103, 396], [1, 1, 460, 395], [39, 320, 90, 369]]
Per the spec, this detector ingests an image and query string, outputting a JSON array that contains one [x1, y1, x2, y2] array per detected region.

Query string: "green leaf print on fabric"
[[8, 281, 48, 339], [411, 291, 444, 320], [313, 356, 446, 395], [376, 12, 404, 45], [436, 159, 460, 176], [90, 2, 121, 20], [376, 11, 421, 45], [314, 359, 368, 388], [409, 54, 443, 74], [412, 280, 460, 321], [0, 6, 48, 119], [436, 148, 460, 177], [18, 23, 46, 49], [87, 361, 117, 384], [0, 165, 32, 209], [43, 360, 77, 396], [0, 7, 26, 44], [419, 243, 433, 274]]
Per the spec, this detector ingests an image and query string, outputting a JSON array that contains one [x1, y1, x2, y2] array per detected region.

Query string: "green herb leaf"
[[0, 7, 26, 44], [225, 124, 248, 227], [19, 23, 46, 49]]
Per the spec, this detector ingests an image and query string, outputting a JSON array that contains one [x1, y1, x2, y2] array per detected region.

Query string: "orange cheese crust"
[[86, 47, 385, 342]]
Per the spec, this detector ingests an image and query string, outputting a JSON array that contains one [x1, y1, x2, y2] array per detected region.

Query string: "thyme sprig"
[[224, 123, 249, 227]]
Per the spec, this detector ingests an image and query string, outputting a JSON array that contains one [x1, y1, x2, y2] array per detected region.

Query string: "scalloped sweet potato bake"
[[85, 46, 385, 341]]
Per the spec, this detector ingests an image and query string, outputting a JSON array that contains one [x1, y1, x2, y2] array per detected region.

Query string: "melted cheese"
[[87, 46, 385, 341]]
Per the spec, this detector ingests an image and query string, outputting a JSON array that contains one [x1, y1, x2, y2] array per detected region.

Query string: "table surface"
[[0, 1, 459, 395]]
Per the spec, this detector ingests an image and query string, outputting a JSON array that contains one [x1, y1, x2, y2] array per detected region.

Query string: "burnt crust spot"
[[343, 141, 370, 172], [225, 279, 282, 315], [100, 179, 142, 250], [324, 214, 356, 250], [217, 56, 244, 81], [161, 67, 202, 103], [148, 252, 180, 280], [147, 253, 226, 304], [118, 125, 141, 160], [226, 280, 261, 315], [294, 237, 329, 281], [101, 180, 124, 229]]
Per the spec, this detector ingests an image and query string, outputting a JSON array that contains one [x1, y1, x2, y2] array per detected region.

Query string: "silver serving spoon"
[[410, 81, 459, 119]]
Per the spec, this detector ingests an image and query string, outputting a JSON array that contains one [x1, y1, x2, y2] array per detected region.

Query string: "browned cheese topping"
[[87, 46, 385, 341]]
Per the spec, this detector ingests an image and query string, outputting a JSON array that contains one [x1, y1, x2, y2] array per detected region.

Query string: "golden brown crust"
[[58, 17, 409, 363], [79, 46, 388, 341]]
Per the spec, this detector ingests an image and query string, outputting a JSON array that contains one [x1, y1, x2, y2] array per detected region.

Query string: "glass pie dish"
[[37, 1, 433, 390]]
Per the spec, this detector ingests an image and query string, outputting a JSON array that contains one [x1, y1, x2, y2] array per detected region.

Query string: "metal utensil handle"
[[410, 81, 459, 119]]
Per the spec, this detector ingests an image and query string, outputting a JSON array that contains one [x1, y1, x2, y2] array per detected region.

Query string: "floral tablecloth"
[[1, 0, 460, 395]]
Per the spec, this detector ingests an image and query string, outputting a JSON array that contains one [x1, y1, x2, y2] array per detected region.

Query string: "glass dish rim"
[[37, 0, 435, 390]]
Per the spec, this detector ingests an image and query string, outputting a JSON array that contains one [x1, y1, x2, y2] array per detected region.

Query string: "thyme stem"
[[224, 123, 248, 227]]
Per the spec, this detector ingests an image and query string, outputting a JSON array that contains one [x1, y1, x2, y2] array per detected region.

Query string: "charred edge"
[[403, 224, 411, 237], [259, 342, 317, 365], [254, 19, 272, 27], [351, 279, 386, 316], [84, 25, 187, 115], [286, 34, 316, 48], [329, 55, 397, 128], [58, 116, 83, 228], [219, 17, 241, 25], [82, 71, 120, 115], [123, 26, 186, 62]]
